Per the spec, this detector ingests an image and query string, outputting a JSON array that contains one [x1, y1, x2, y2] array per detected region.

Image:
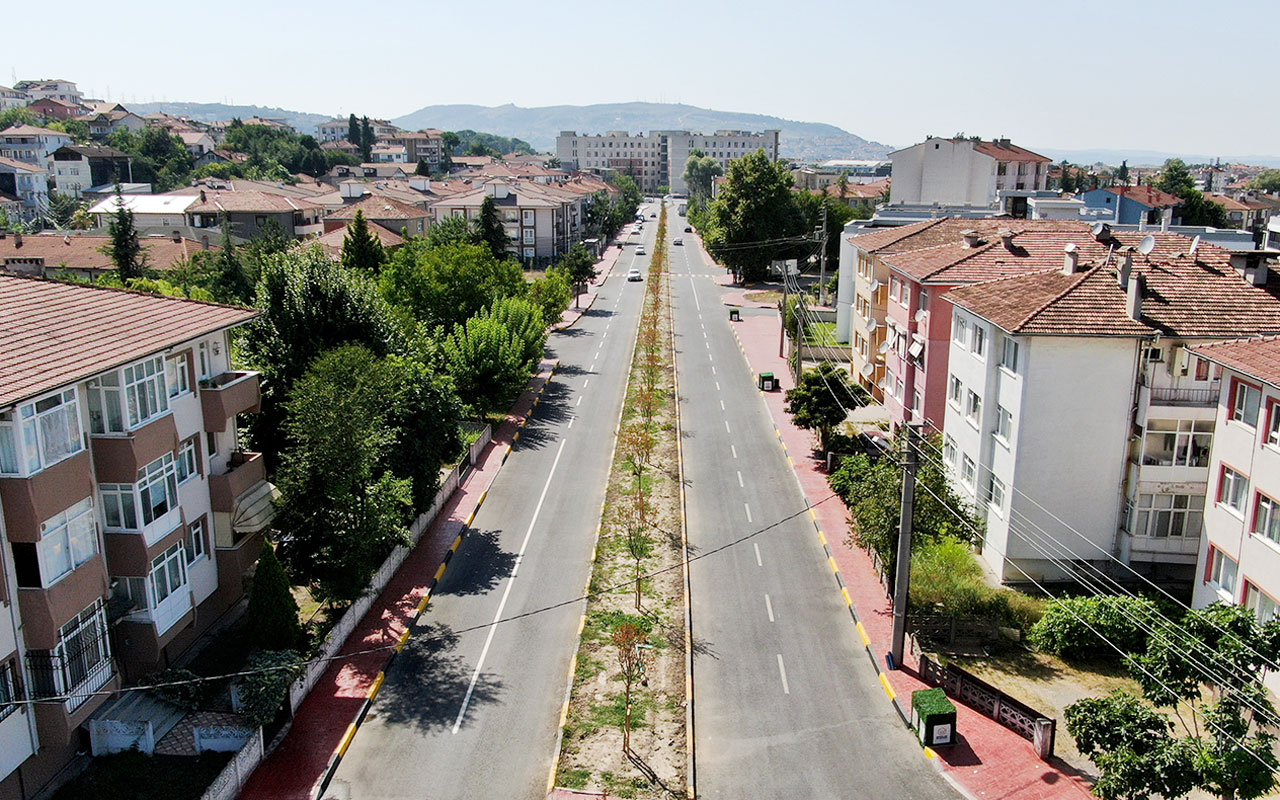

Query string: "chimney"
[[1117, 246, 1135, 288], [1250, 260, 1272, 287], [13, 233, 21, 248], [998, 228, 1015, 249], [171, 230, 181, 243], [1062, 243, 1079, 274], [1230, 251, 1253, 279], [201, 235, 209, 250], [409, 175, 431, 192], [200, 189, 206, 202], [961, 229, 981, 248], [1127, 274, 1145, 321]]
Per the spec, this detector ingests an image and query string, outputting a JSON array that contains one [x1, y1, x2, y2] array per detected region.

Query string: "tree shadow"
[[551, 363, 593, 379], [513, 381, 572, 450], [368, 622, 504, 733], [625, 749, 682, 798], [550, 325, 592, 339], [436, 528, 516, 597]]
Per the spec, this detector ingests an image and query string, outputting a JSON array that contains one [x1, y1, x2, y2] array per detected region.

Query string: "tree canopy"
[[785, 363, 867, 450], [682, 153, 723, 200], [477, 195, 509, 260], [380, 241, 526, 331], [341, 210, 386, 275], [704, 150, 805, 283]]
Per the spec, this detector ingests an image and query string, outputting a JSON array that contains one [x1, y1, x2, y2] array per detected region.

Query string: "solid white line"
[[689, 275, 701, 311], [731, 444, 737, 458], [744, 503, 753, 523], [737, 471, 743, 487], [777, 654, 790, 695], [708, 354, 714, 362], [754, 542, 762, 566], [705, 341, 710, 350], [765, 594, 775, 623], [453, 438, 568, 734]]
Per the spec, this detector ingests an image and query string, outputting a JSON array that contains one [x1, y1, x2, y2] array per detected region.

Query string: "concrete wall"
[[889, 140, 993, 207]]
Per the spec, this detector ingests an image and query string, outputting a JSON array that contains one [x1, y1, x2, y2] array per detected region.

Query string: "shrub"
[[237, 650, 304, 728], [139, 668, 207, 710], [246, 540, 303, 651], [1028, 595, 1157, 660], [909, 537, 1044, 631]]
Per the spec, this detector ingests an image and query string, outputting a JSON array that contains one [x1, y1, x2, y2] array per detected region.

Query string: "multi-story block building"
[[50, 145, 132, 198], [0, 87, 29, 112], [314, 118, 398, 142], [1189, 336, 1280, 690], [12, 80, 83, 106], [555, 129, 780, 195], [0, 126, 73, 167], [0, 158, 50, 219], [887, 137, 1050, 216], [0, 273, 268, 796], [387, 130, 445, 167], [429, 179, 588, 264], [940, 242, 1280, 586]]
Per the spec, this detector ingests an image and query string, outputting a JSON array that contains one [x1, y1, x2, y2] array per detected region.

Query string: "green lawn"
[[802, 321, 839, 346]]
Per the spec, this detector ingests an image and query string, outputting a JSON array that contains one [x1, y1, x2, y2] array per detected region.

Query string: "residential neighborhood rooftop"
[[1191, 335, 1280, 388]]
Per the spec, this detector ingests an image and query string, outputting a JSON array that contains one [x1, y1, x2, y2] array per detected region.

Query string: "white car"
[[636, 245, 646, 255], [627, 268, 643, 282], [673, 238, 683, 246]]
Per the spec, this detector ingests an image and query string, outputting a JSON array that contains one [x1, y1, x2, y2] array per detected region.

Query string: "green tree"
[[1116, 160, 1130, 185], [706, 150, 804, 283], [441, 131, 461, 153], [101, 187, 146, 278], [348, 114, 360, 146], [1066, 691, 1198, 800], [47, 192, 84, 228], [424, 215, 479, 249], [46, 118, 89, 142], [487, 295, 546, 370], [476, 195, 509, 260], [238, 650, 304, 728], [245, 540, 303, 650], [0, 107, 37, 130], [415, 159, 431, 176], [785, 363, 867, 450], [1157, 158, 1227, 226], [380, 352, 464, 507], [528, 266, 572, 327], [1249, 170, 1280, 193], [341, 210, 386, 274], [442, 308, 530, 413], [360, 116, 373, 162], [380, 241, 525, 331], [108, 127, 194, 191], [557, 243, 597, 307], [682, 152, 723, 199], [793, 192, 857, 266], [1156, 158, 1197, 197], [829, 431, 983, 574], [274, 345, 414, 603]]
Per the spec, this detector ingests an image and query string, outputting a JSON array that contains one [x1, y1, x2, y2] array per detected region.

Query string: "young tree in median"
[[612, 623, 649, 755], [340, 209, 386, 275], [246, 540, 303, 650], [706, 150, 804, 283], [102, 186, 147, 279], [785, 363, 866, 451], [476, 195, 509, 261], [557, 243, 597, 307]]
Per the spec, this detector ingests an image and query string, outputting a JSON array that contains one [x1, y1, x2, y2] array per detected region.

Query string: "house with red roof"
[[1079, 184, 1182, 227], [887, 136, 1050, 213]]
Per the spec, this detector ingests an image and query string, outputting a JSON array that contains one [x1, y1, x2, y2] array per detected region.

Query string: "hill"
[[128, 102, 333, 138], [390, 102, 892, 162], [1040, 147, 1280, 169]]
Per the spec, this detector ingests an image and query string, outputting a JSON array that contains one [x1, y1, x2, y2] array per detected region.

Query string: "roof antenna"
[[1189, 235, 1201, 258], [1138, 235, 1156, 257]]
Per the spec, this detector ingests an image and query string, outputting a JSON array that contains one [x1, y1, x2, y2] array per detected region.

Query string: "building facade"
[[0, 127, 72, 167], [555, 129, 780, 195], [50, 146, 132, 199], [887, 137, 1050, 213]]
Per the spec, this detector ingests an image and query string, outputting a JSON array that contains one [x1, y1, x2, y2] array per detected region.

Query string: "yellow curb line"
[[857, 622, 870, 646], [829, 556, 839, 574], [512, 430, 521, 441], [450, 535, 463, 553], [433, 563, 446, 581], [395, 627, 411, 652], [842, 587, 853, 607], [817, 530, 826, 545], [924, 747, 937, 759], [879, 673, 896, 701], [475, 490, 487, 510], [368, 671, 386, 700], [809, 509, 818, 520], [336, 722, 358, 757], [787, 456, 794, 466]]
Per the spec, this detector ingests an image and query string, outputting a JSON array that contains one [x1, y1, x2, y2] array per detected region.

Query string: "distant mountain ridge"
[[391, 102, 893, 162], [128, 102, 333, 139], [1040, 147, 1280, 169]]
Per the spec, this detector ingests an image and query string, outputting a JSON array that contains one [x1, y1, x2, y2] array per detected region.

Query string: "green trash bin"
[[758, 372, 776, 391], [911, 688, 956, 748], [729, 308, 740, 321]]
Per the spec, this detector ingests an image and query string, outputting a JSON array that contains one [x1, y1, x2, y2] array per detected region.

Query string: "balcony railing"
[[27, 646, 115, 712], [1150, 385, 1220, 407], [199, 371, 261, 432]]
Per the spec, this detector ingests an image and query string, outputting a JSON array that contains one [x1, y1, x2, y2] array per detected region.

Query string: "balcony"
[[1149, 385, 1219, 407], [210, 452, 276, 549], [199, 371, 261, 432], [209, 451, 265, 514]]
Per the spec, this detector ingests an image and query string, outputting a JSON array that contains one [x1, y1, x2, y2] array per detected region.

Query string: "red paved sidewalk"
[[722, 281, 1095, 800], [240, 360, 560, 800]]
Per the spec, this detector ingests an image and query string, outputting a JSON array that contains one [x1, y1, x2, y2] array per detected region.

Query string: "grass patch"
[[557, 768, 592, 789], [802, 320, 839, 346]]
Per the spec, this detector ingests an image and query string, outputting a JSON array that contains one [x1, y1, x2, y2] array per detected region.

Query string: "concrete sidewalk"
[[720, 281, 1095, 800], [240, 359, 560, 800]]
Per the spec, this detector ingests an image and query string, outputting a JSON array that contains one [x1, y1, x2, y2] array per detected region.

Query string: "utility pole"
[[779, 273, 788, 359], [793, 271, 805, 384], [890, 423, 921, 670], [818, 203, 830, 307]]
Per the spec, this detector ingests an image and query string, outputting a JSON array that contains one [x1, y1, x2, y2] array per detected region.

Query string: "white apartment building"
[[0, 126, 72, 167], [12, 80, 82, 106], [1189, 337, 1280, 690], [0, 87, 29, 112], [888, 137, 1049, 214], [429, 179, 588, 263], [941, 243, 1280, 586], [555, 129, 780, 195]]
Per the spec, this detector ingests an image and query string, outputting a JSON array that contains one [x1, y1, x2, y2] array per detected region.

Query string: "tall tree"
[[682, 152, 724, 199], [1156, 158, 1197, 197], [341, 209, 386, 274], [785, 363, 867, 451], [415, 159, 430, 176], [347, 113, 360, 146], [379, 241, 525, 331], [476, 195, 508, 260], [1157, 157, 1227, 226], [102, 186, 146, 279], [360, 116, 373, 162], [423, 215, 478, 250], [1116, 160, 1130, 186], [557, 243, 597, 308], [706, 150, 804, 283], [1249, 169, 1280, 193], [245, 540, 303, 650]]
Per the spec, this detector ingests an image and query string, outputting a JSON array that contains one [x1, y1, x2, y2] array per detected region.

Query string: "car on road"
[[650, 212, 657, 218], [684, 226, 693, 232], [673, 238, 683, 246], [627, 268, 643, 282], [636, 245, 646, 255]]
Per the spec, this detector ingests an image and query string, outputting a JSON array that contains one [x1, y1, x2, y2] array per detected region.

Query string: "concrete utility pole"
[[818, 203, 829, 307], [890, 423, 921, 669]]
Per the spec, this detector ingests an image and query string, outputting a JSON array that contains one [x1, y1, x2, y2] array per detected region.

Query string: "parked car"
[[627, 268, 643, 282], [857, 430, 893, 460], [673, 238, 683, 246], [636, 245, 646, 255], [684, 226, 693, 232], [650, 212, 657, 218]]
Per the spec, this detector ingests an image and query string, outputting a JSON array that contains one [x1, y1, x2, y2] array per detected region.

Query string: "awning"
[[231, 481, 279, 534]]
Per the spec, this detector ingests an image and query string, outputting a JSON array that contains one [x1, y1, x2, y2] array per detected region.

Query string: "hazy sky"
[[10, 0, 1276, 157]]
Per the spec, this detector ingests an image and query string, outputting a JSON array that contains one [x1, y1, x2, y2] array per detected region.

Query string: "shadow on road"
[[437, 528, 516, 597], [372, 622, 504, 733], [514, 380, 571, 450]]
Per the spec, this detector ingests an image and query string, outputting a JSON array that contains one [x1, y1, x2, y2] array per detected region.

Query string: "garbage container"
[[911, 688, 956, 748], [758, 372, 776, 392], [729, 308, 741, 321]]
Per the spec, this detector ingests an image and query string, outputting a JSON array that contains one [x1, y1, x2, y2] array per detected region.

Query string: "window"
[[522, 229, 535, 244], [1194, 357, 1211, 382], [948, 376, 963, 406], [953, 317, 968, 347], [138, 454, 179, 526], [966, 390, 982, 424], [1245, 584, 1279, 622], [1132, 493, 1204, 538], [1269, 401, 1280, 448], [1232, 381, 1262, 427], [1144, 345, 1164, 363], [1209, 548, 1238, 595], [985, 475, 1006, 513], [37, 498, 97, 586], [961, 454, 977, 487], [150, 543, 186, 606], [30, 599, 113, 711], [177, 438, 198, 483], [912, 390, 921, 412], [122, 357, 170, 428], [0, 389, 82, 475], [0, 660, 18, 722], [889, 277, 900, 302], [1219, 466, 1249, 514], [972, 326, 987, 358], [1142, 419, 1213, 467], [206, 431, 219, 457], [522, 210, 535, 225], [995, 405, 1013, 442], [943, 435, 957, 466], [1255, 494, 1280, 545], [165, 354, 189, 399], [185, 518, 206, 564]]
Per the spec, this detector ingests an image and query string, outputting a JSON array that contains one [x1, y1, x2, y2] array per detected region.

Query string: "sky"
[[10, 0, 1277, 158]]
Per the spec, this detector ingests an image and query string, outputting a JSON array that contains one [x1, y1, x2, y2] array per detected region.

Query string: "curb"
[[314, 362, 559, 800]]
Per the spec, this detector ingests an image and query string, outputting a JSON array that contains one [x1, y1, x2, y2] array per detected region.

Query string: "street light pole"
[[890, 422, 921, 670]]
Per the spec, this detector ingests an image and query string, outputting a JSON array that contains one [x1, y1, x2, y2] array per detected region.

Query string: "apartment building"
[[429, 179, 587, 263], [186, 191, 326, 239], [1189, 336, 1280, 689], [50, 145, 133, 198], [387, 130, 445, 167], [12, 81, 83, 106], [555, 129, 780, 195], [0, 126, 73, 167], [0, 274, 267, 796], [314, 118, 399, 143], [940, 242, 1280, 586], [887, 137, 1050, 216], [0, 159, 50, 220], [0, 87, 29, 112]]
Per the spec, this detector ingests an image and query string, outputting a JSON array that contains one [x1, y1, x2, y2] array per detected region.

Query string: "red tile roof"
[[1107, 185, 1181, 208], [1191, 336, 1280, 388], [327, 194, 428, 221], [187, 191, 322, 214], [309, 224, 405, 258], [972, 140, 1050, 163], [0, 233, 218, 272], [0, 273, 255, 407]]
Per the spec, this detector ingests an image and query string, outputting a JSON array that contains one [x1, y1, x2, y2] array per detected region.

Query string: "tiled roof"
[[1191, 336, 1280, 389], [972, 140, 1050, 163], [819, 178, 889, 200], [187, 191, 322, 214], [310, 224, 405, 258], [1107, 185, 1181, 208], [946, 249, 1280, 338], [0, 233, 218, 271], [327, 194, 427, 221], [0, 125, 68, 137], [0, 273, 255, 408]]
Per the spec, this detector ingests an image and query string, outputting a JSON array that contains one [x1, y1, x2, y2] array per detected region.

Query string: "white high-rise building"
[[555, 129, 780, 194]]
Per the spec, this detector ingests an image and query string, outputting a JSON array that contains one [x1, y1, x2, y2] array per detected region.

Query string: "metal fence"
[[907, 615, 1000, 645], [918, 654, 1056, 759]]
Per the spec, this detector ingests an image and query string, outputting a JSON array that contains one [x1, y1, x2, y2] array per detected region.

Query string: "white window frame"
[[947, 375, 963, 407], [995, 405, 1013, 444], [176, 438, 198, 484], [185, 518, 207, 564], [972, 325, 987, 359], [943, 435, 956, 466], [522, 209, 535, 225], [966, 390, 982, 425], [0, 388, 83, 477], [1209, 548, 1238, 597], [1254, 493, 1280, 545], [953, 317, 968, 348], [1245, 584, 1279, 623], [101, 454, 181, 544], [36, 498, 98, 587], [1000, 337, 1019, 373], [1131, 493, 1204, 538], [122, 356, 170, 428], [985, 475, 1006, 515], [1231, 381, 1261, 428], [1142, 419, 1213, 468], [165, 353, 190, 399], [1219, 466, 1249, 516], [960, 454, 977, 488], [1268, 400, 1280, 449]]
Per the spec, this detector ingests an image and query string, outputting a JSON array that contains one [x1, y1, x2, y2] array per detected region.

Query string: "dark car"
[[684, 226, 693, 232], [858, 431, 893, 460], [650, 212, 657, 218]]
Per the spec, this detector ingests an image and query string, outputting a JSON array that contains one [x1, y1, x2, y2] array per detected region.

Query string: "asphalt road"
[[322, 205, 661, 800], [669, 221, 960, 800]]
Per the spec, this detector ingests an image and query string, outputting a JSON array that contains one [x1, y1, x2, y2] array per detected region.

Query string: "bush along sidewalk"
[[554, 205, 689, 799]]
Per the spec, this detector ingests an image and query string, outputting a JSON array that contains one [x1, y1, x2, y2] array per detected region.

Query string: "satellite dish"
[[914, 308, 928, 323], [1138, 235, 1156, 256], [1189, 235, 1201, 257], [1090, 221, 1106, 237]]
